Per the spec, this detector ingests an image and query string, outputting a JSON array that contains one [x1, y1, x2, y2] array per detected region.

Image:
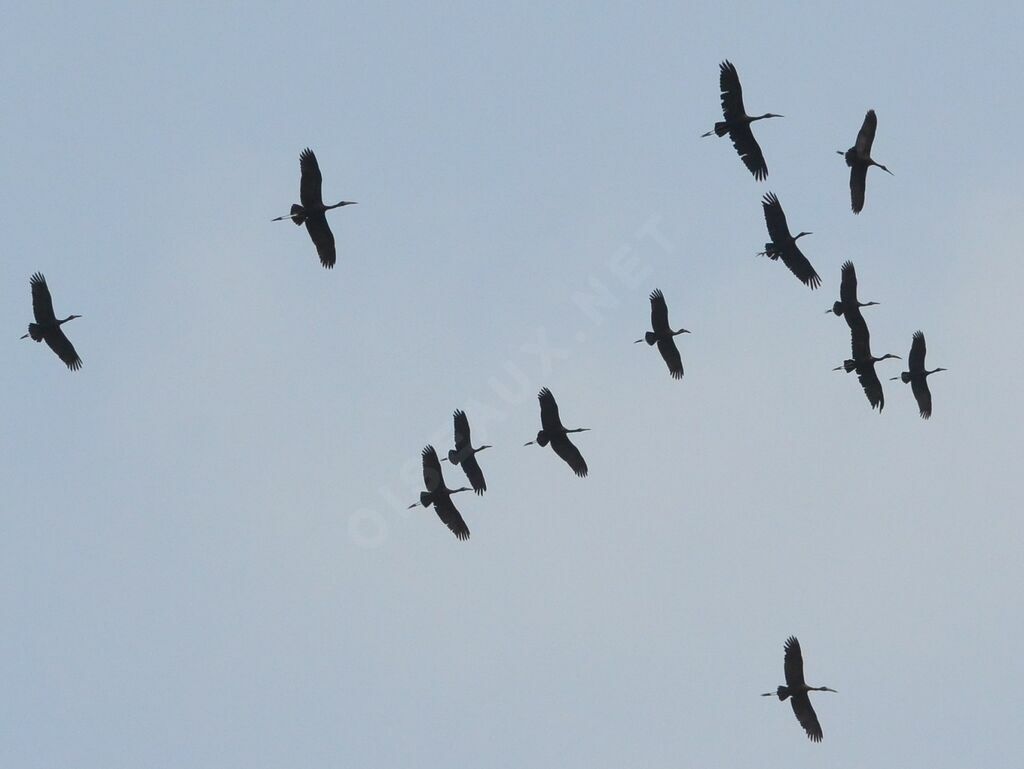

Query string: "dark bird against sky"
[[839, 110, 892, 214], [408, 445, 472, 541], [21, 273, 82, 371], [635, 289, 689, 379], [762, 636, 837, 742], [891, 331, 946, 419], [834, 310, 900, 411], [525, 388, 590, 477], [828, 261, 879, 319], [273, 148, 356, 269], [444, 409, 490, 495], [702, 60, 782, 181], [758, 193, 821, 289]]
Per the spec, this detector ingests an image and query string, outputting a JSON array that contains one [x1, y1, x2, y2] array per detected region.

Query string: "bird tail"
[[832, 301, 844, 316], [901, 372, 912, 383], [644, 331, 657, 346], [289, 204, 305, 225], [535, 431, 549, 448], [26, 323, 43, 342], [419, 491, 432, 507], [773, 686, 790, 701], [447, 449, 461, 465], [842, 359, 857, 373]]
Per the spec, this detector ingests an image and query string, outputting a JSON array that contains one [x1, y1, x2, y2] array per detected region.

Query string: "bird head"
[[795, 231, 813, 240]]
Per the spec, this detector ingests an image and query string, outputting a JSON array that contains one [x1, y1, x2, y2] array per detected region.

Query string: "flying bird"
[[21, 273, 82, 371], [891, 331, 946, 419], [273, 148, 356, 269], [407, 445, 472, 541], [525, 388, 590, 477], [828, 261, 878, 318], [444, 409, 490, 494], [635, 289, 689, 379], [838, 110, 892, 214], [834, 312, 900, 411], [702, 60, 782, 181], [762, 636, 837, 743], [759, 193, 821, 289]]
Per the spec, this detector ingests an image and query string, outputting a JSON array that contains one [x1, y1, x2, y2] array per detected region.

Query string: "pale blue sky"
[[2, 3, 1022, 767]]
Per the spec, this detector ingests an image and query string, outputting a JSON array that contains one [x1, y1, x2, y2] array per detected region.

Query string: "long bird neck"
[[58, 315, 78, 325]]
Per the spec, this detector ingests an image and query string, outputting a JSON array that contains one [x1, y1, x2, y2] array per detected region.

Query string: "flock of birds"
[[17, 59, 947, 744]]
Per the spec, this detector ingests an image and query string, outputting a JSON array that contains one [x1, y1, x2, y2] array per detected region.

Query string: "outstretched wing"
[[550, 435, 588, 478], [857, 363, 885, 411], [849, 163, 868, 214], [538, 387, 564, 433], [839, 261, 859, 307], [855, 110, 877, 158], [848, 310, 871, 360], [909, 331, 926, 374], [761, 193, 792, 245], [434, 495, 470, 541], [781, 244, 821, 289], [657, 337, 684, 379], [460, 453, 487, 495], [730, 124, 768, 181], [718, 61, 747, 121], [304, 214, 336, 269], [29, 273, 57, 324], [453, 409, 472, 452], [45, 327, 82, 371], [718, 62, 769, 180], [649, 289, 671, 334], [783, 636, 808, 689], [421, 445, 445, 494], [911, 377, 932, 419], [299, 148, 325, 209], [790, 692, 824, 742]]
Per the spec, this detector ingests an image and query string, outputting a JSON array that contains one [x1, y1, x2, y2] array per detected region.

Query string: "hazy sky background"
[[2, 2, 1022, 767]]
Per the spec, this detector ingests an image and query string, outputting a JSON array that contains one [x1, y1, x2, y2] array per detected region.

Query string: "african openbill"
[[635, 289, 689, 379], [702, 60, 782, 181], [759, 193, 820, 289], [762, 636, 836, 743], [828, 261, 878, 318], [407, 445, 472, 541], [525, 388, 589, 477], [839, 110, 892, 214], [891, 331, 945, 419], [21, 273, 82, 371], [273, 148, 356, 269], [834, 312, 900, 411], [443, 409, 490, 495]]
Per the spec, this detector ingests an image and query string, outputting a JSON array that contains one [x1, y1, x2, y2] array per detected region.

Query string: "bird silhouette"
[[838, 110, 892, 214], [635, 289, 689, 379], [702, 60, 782, 180], [525, 388, 590, 477], [443, 409, 490, 494], [408, 446, 472, 540], [891, 331, 946, 419], [273, 148, 356, 269], [762, 636, 836, 742], [21, 273, 82, 371], [758, 193, 820, 289]]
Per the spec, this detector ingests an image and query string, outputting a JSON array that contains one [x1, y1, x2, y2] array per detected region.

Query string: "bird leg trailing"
[[762, 686, 790, 700], [273, 204, 305, 225], [525, 430, 549, 447], [701, 122, 730, 138]]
